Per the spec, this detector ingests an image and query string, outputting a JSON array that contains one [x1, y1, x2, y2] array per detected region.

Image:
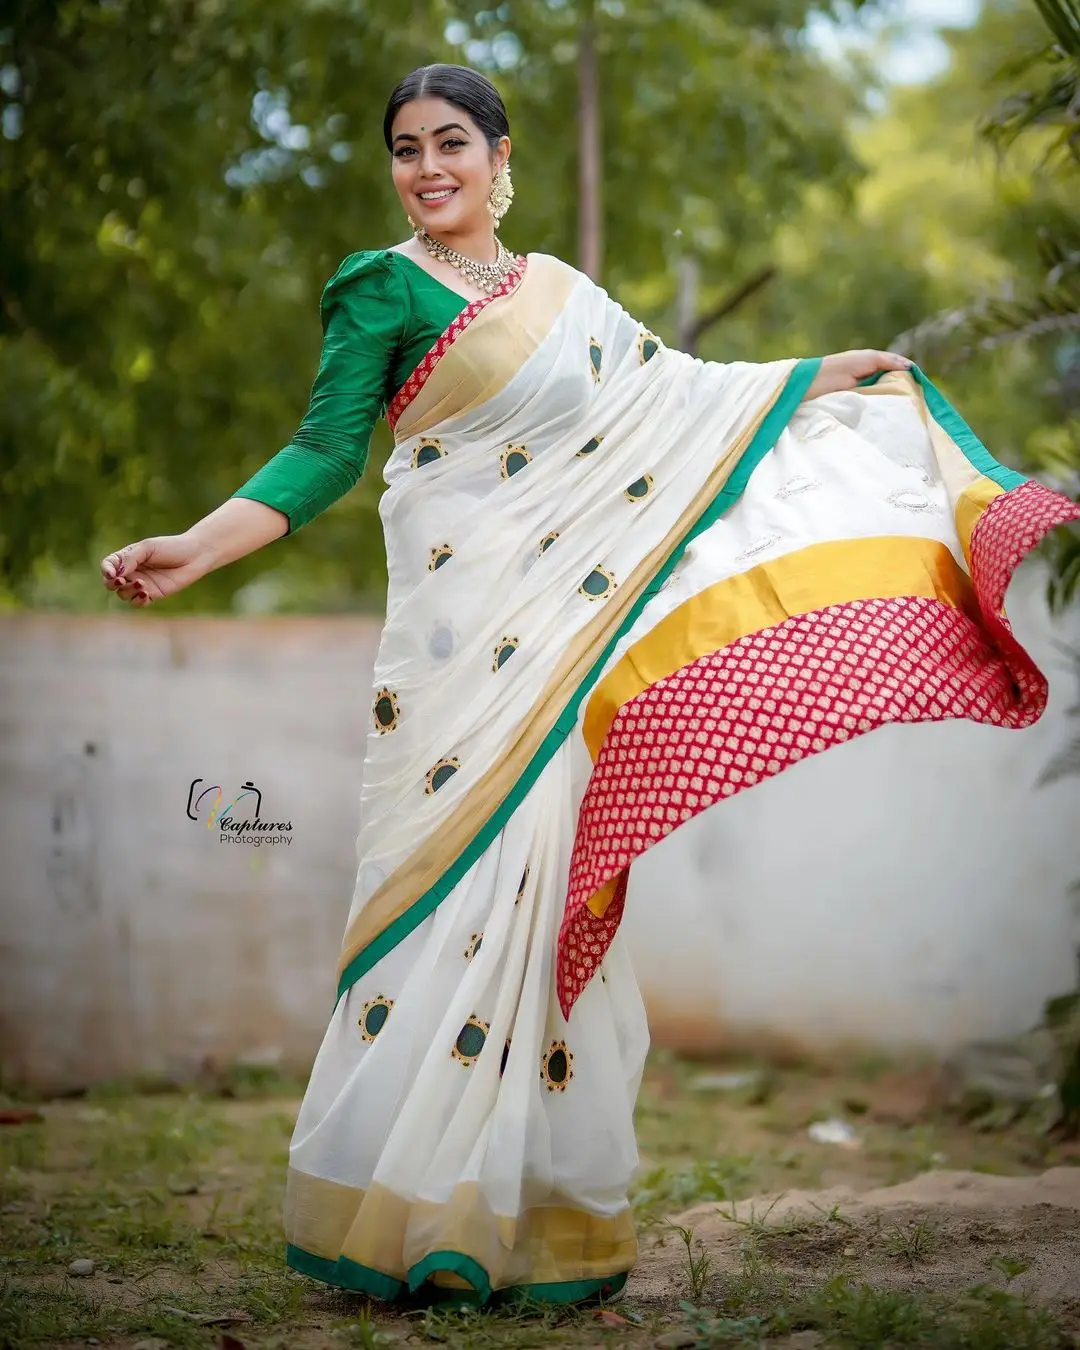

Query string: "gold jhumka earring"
[[487, 165, 514, 228]]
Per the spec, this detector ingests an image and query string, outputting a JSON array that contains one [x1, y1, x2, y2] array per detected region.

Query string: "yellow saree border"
[[581, 534, 978, 763]]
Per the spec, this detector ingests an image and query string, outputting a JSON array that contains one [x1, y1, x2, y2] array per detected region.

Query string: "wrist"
[[804, 356, 836, 401], [181, 526, 223, 580]]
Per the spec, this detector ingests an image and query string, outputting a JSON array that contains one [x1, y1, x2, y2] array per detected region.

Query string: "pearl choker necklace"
[[416, 229, 521, 297]]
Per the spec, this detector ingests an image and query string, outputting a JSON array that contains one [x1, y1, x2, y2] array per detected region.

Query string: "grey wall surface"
[[1, 566, 1078, 1093], [0, 615, 377, 1093]]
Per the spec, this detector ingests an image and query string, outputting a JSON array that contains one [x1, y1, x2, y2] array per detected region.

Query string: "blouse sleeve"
[[230, 250, 405, 533]]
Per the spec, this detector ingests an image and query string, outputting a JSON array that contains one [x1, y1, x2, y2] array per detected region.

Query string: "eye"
[[393, 146, 418, 158], [441, 137, 466, 150]]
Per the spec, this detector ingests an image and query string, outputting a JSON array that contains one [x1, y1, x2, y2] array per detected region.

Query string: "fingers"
[[115, 579, 152, 606], [101, 541, 157, 601], [100, 541, 151, 586], [872, 349, 913, 372]]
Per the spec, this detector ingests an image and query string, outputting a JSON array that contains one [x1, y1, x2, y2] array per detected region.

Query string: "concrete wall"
[[1, 564, 1078, 1092]]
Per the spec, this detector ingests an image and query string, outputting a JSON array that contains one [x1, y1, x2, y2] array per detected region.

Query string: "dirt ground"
[[637, 1165, 1080, 1309], [2, 1058, 1079, 1348]]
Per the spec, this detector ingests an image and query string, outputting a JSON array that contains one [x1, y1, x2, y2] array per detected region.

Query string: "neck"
[[423, 222, 499, 263]]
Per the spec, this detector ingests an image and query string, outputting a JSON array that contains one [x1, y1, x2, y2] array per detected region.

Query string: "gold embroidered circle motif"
[[579, 566, 616, 600], [412, 438, 445, 468], [500, 444, 532, 479], [452, 1015, 490, 1065], [576, 436, 602, 457], [464, 932, 483, 961], [372, 688, 399, 733], [359, 995, 393, 1042], [425, 757, 461, 794], [515, 863, 530, 906], [624, 474, 654, 502], [429, 544, 454, 571], [493, 636, 519, 671], [541, 1039, 574, 1092], [638, 330, 660, 364], [588, 339, 603, 382], [539, 531, 560, 554]]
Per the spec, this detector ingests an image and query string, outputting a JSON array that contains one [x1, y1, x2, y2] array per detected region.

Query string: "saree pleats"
[[285, 254, 1079, 1301]]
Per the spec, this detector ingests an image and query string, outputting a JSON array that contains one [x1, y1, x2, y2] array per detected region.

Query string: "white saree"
[[284, 253, 1077, 1303]]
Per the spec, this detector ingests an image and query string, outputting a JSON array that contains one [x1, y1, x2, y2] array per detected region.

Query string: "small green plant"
[[331, 1308, 395, 1348], [719, 1239, 791, 1318], [668, 1222, 714, 1304], [987, 1253, 1032, 1283], [885, 1217, 941, 1263], [803, 1276, 929, 1344], [632, 1156, 756, 1217], [713, 1194, 785, 1235], [675, 1302, 771, 1348]]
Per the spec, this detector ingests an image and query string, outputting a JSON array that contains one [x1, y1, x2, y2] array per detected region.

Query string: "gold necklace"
[[416, 228, 520, 297]]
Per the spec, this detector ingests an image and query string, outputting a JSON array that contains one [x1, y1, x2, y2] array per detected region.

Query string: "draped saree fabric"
[[285, 252, 1079, 1303]]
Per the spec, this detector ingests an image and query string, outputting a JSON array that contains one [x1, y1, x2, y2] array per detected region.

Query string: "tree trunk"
[[578, 2, 602, 281], [676, 254, 701, 354]]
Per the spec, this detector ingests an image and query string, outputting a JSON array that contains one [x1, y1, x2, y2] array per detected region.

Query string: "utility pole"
[[578, 0, 602, 281]]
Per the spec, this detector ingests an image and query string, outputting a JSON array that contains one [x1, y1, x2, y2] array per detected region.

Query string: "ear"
[[494, 135, 511, 174]]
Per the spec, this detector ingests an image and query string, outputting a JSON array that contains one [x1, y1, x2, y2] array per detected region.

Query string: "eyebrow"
[[392, 122, 469, 145]]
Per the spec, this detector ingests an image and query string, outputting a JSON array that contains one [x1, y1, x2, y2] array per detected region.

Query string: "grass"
[[1, 1053, 1077, 1348], [668, 1222, 715, 1303]]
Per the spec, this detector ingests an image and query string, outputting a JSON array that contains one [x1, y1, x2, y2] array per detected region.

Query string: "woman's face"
[[390, 97, 509, 236]]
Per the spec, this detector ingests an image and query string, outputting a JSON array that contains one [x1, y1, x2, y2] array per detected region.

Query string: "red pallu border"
[[387, 256, 528, 432], [555, 480, 1080, 1018]]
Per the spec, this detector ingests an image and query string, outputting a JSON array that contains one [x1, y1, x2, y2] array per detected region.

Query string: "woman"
[[101, 64, 1078, 1305]]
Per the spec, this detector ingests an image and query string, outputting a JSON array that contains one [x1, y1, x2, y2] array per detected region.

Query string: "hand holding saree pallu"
[[284, 251, 1078, 1304]]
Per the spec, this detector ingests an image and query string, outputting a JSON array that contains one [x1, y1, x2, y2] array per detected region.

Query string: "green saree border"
[[859, 365, 1026, 491], [337, 356, 822, 1000], [409, 1250, 492, 1301], [286, 1242, 405, 1301], [287, 1240, 629, 1307]]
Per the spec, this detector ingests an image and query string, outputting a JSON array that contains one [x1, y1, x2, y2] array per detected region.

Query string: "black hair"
[[382, 64, 510, 153]]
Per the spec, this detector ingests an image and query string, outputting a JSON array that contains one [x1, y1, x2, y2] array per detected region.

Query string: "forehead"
[[391, 96, 479, 139]]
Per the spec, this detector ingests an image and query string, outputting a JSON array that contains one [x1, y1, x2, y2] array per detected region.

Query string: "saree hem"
[[286, 1240, 630, 1307]]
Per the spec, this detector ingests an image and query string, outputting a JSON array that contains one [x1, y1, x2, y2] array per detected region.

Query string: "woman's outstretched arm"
[[100, 498, 288, 607]]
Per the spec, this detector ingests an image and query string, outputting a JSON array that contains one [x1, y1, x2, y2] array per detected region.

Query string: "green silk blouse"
[[231, 250, 467, 532]]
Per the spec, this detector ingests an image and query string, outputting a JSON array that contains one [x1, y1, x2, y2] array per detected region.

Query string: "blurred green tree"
[[888, 0, 1079, 607], [0, 0, 867, 612], [709, 1, 1077, 581]]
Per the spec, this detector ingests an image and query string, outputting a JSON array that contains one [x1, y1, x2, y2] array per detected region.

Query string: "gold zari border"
[[394, 255, 579, 442], [285, 1168, 637, 1290]]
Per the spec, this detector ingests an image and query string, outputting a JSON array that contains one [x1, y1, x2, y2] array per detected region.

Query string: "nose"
[[417, 143, 444, 177]]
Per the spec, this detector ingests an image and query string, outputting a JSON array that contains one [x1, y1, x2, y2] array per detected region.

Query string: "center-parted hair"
[[383, 64, 510, 152]]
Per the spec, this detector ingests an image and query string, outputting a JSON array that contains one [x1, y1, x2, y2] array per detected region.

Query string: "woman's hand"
[[100, 533, 215, 607], [100, 500, 289, 606], [805, 349, 913, 401]]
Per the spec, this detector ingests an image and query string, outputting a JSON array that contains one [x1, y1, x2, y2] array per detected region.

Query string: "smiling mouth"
[[418, 187, 459, 203]]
